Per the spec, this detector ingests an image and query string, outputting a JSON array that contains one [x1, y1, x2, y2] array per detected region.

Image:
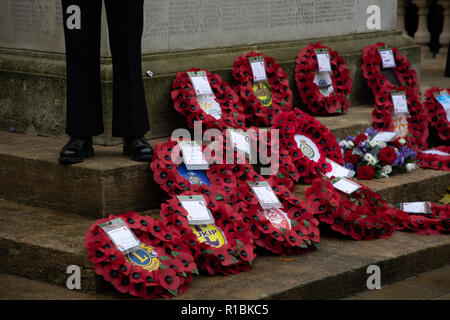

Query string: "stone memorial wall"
[[0, 0, 397, 55]]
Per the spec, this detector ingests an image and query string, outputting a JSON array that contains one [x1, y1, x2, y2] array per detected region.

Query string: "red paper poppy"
[[416, 146, 450, 171], [424, 87, 450, 142], [85, 212, 198, 299], [295, 42, 352, 115], [232, 51, 293, 126]]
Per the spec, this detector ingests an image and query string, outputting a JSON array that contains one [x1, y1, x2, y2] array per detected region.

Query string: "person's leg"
[[104, 0, 149, 138], [61, 0, 104, 137], [59, 0, 102, 164]]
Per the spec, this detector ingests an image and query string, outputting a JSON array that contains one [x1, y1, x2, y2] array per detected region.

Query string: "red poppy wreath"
[[394, 203, 450, 235], [160, 191, 256, 276], [272, 109, 343, 184], [370, 85, 428, 150], [295, 43, 352, 115], [424, 87, 450, 142], [361, 42, 419, 95], [85, 211, 197, 299], [171, 68, 246, 132], [231, 179, 320, 255], [232, 51, 293, 126], [305, 177, 397, 240], [416, 146, 450, 171]]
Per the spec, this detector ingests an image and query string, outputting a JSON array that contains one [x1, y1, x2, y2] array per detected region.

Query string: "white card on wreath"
[[187, 71, 213, 96], [249, 56, 267, 82], [196, 94, 222, 120], [316, 52, 332, 72], [178, 141, 209, 170], [229, 129, 251, 155], [391, 92, 409, 114], [434, 90, 450, 111], [401, 202, 432, 214], [325, 159, 355, 179], [331, 177, 361, 194], [248, 181, 283, 209], [379, 48, 396, 69], [421, 149, 450, 156], [371, 131, 398, 142], [178, 195, 214, 225], [99, 218, 141, 253]]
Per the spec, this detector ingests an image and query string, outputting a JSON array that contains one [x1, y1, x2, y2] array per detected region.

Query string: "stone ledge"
[[0, 199, 448, 299]]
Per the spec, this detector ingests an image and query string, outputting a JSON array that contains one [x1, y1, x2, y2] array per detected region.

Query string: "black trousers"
[[61, 0, 149, 138]]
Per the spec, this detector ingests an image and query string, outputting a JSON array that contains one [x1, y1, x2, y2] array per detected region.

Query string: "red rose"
[[356, 165, 375, 180], [344, 150, 359, 165], [354, 134, 368, 146], [378, 146, 397, 165]]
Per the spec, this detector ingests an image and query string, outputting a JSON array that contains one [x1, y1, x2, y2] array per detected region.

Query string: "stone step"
[[0, 105, 374, 218], [294, 168, 450, 204], [1, 199, 449, 299]]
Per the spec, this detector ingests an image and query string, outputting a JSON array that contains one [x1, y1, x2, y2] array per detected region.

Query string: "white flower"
[[369, 140, 378, 148], [364, 153, 378, 166], [406, 163, 416, 172], [380, 173, 389, 178], [399, 138, 406, 145], [339, 140, 349, 149], [347, 141, 354, 149], [382, 165, 392, 175]]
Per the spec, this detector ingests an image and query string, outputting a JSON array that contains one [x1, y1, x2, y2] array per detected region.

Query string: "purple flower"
[[392, 150, 404, 167], [345, 135, 355, 142], [364, 127, 378, 136], [9, 126, 15, 133], [344, 163, 355, 171]]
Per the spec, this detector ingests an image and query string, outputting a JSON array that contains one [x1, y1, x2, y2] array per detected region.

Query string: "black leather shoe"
[[123, 137, 153, 162], [58, 137, 94, 164]]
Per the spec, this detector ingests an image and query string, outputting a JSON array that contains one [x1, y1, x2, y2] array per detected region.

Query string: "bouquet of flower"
[[339, 127, 417, 180]]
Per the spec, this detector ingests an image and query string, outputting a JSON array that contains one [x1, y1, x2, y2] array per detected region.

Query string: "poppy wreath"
[[85, 211, 197, 299], [393, 204, 450, 235], [361, 42, 419, 95], [371, 85, 428, 150], [295, 42, 352, 115], [416, 146, 450, 171], [305, 177, 397, 240], [231, 51, 292, 126], [273, 109, 343, 184], [159, 191, 256, 276], [150, 138, 240, 201], [171, 68, 246, 131], [424, 87, 450, 142], [242, 126, 298, 192], [231, 179, 320, 255]]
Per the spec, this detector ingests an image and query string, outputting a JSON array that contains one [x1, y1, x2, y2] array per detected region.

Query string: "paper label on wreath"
[[178, 141, 209, 170], [331, 177, 361, 194], [391, 113, 408, 138], [371, 131, 399, 142], [257, 208, 292, 231], [421, 149, 450, 156], [187, 71, 213, 96], [314, 49, 332, 72], [248, 181, 283, 209], [125, 244, 160, 272], [229, 129, 251, 156], [294, 135, 320, 162], [178, 195, 214, 225], [248, 56, 267, 82], [177, 164, 210, 186], [434, 90, 450, 111], [252, 80, 272, 108], [325, 159, 355, 179], [401, 202, 432, 214], [99, 218, 141, 254], [391, 92, 409, 114], [378, 48, 396, 69], [196, 94, 222, 120], [191, 224, 227, 248], [314, 72, 334, 97]]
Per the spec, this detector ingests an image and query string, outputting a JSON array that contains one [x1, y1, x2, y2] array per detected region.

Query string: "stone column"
[[397, 0, 406, 32], [414, 0, 430, 44], [441, 0, 450, 45]]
